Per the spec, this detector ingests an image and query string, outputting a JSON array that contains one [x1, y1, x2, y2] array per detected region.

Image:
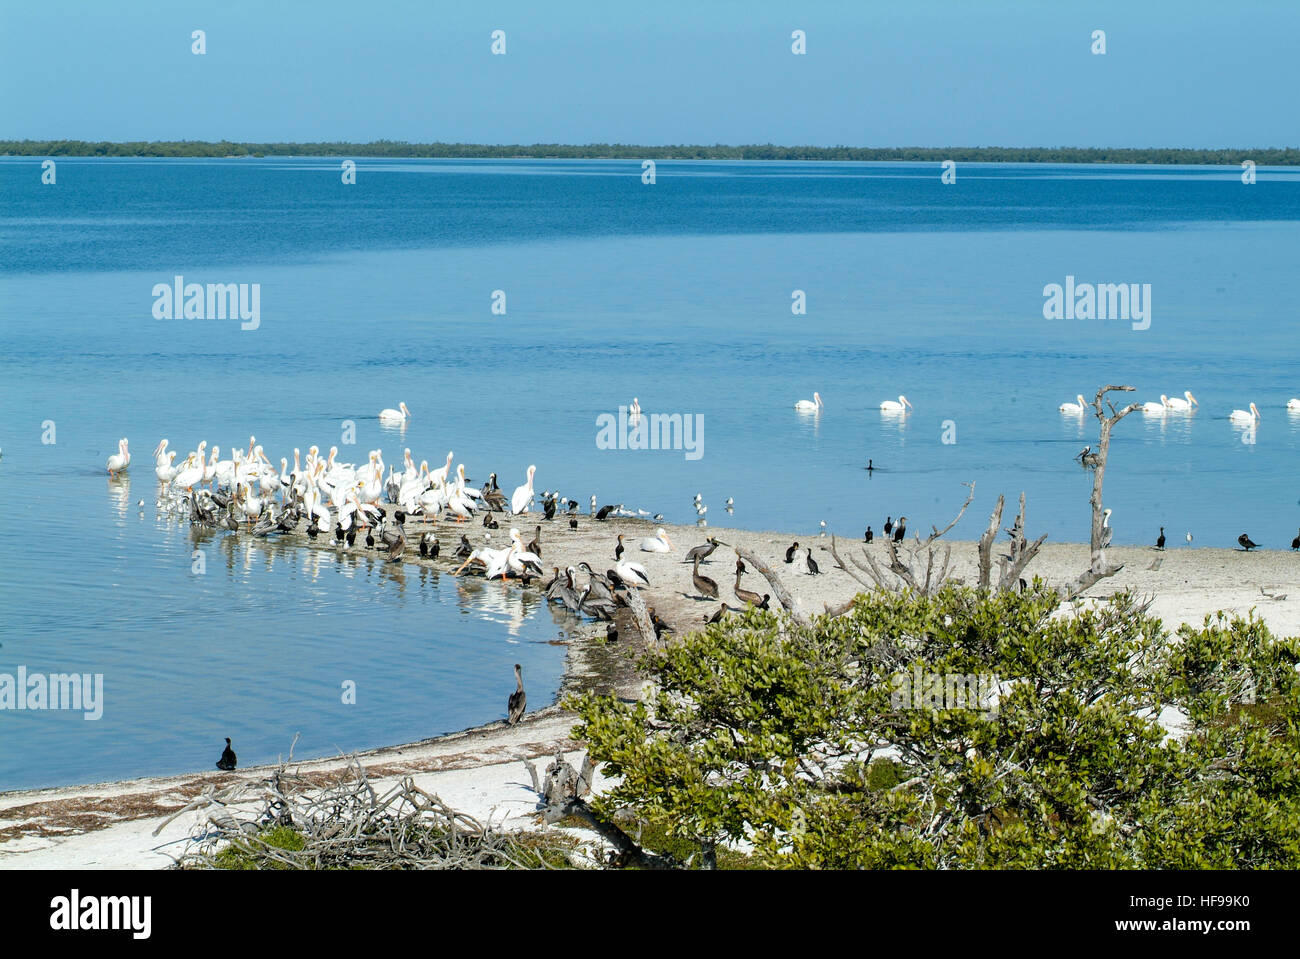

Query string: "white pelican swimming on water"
[[1229, 402, 1260, 423], [639, 527, 674, 552], [510, 465, 536, 515], [630, 397, 641, 422], [1140, 397, 1169, 413], [105, 438, 130, 476], [152, 439, 170, 469], [1164, 391, 1198, 411], [379, 402, 410, 423], [1287, 398, 1300, 411], [794, 392, 823, 412], [1058, 394, 1088, 413], [880, 395, 913, 413]]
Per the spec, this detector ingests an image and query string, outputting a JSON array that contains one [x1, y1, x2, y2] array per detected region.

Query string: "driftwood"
[[978, 492, 1048, 592], [622, 585, 659, 645], [526, 750, 675, 869], [159, 740, 572, 869], [734, 545, 811, 626]]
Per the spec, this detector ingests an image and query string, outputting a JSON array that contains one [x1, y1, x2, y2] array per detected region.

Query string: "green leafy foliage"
[[571, 585, 1300, 868]]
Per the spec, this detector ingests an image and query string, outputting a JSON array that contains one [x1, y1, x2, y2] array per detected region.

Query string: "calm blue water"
[[2, 157, 1299, 790]]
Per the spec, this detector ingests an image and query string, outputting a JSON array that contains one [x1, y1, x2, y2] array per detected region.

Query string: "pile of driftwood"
[[155, 742, 577, 870]]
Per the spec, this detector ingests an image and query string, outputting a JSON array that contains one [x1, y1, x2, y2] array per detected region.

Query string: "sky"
[[2, 0, 1296, 147]]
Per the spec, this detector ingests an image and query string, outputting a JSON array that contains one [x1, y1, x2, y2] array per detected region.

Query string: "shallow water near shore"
[[2, 157, 1299, 790]]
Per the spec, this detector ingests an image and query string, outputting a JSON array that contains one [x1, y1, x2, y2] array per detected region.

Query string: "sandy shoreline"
[[4, 510, 1298, 868]]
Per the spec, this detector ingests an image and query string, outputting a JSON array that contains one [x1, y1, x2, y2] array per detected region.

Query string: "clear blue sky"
[[2, 0, 1296, 146]]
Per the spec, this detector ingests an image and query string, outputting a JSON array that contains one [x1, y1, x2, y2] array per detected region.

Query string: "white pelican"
[[1058, 394, 1088, 413], [1164, 391, 1198, 411], [174, 452, 204, 491], [152, 439, 170, 469], [1287, 398, 1300, 411], [506, 528, 543, 579], [630, 397, 642, 421], [1229, 402, 1260, 423], [794, 391, 823, 412], [429, 450, 454, 488], [880, 395, 913, 412], [639, 527, 673, 552], [155, 450, 179, 486], [510, 464, 536, 515], [379, 401, 410, 423], [615, 558, 650, 589], [1140, 397, 1169, 413], [105, 438, 130, 476]]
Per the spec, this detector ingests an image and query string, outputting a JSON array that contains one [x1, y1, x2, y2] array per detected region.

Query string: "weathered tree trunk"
[[734, 545, 811, 626], [1063, 385, 1140, 599]]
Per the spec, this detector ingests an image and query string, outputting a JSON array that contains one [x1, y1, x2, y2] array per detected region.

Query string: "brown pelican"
[[527, 525, 542, 557], [216, 737, 237, 771], [806, 548, 820, 575], [734, 568, 765, 607], [506, 665, 526, 725], [1099, 509, 1113, 549], [1238, 533, 1259, 551], [784, 541, 800, 564], [685, 537, 724, 564], [382, 511, 407, 561], [692, 556, 719, 599]]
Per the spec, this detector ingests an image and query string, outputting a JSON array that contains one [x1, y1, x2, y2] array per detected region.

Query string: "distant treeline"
[[3, 140, 1298, 164]]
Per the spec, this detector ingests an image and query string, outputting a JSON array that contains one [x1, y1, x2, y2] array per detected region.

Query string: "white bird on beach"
[[1229, 402, 1260, 423], [880, 395, 913, 413], [510, 464, 536, 515], [379, 402, 410, 423], [639, 527, 673, 552], [615, 559, 651, 589], [1058, 394, 1088, 413], [1140, 397, 1169, 413], [1164, 391, 1198, 411], [794, 391, 823, 412], [105, 438, 130, 476]]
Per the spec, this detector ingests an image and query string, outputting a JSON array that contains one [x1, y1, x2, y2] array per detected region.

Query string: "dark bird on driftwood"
[[507, 664, 526, 725], [1238, 533, 1260, 551], [1155, 527, 1165, 550], [216, 737, 237, 771], [784, 541, 800, 564]]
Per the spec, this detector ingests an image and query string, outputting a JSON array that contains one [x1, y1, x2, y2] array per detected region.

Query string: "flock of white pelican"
[[1061, 390, 1290, 428]]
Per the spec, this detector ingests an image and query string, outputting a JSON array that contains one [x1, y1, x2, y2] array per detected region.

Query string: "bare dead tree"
[[1062, 385, 1141, 599], [829, 482, 976, 596], [977, 492, 1048, 592]]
